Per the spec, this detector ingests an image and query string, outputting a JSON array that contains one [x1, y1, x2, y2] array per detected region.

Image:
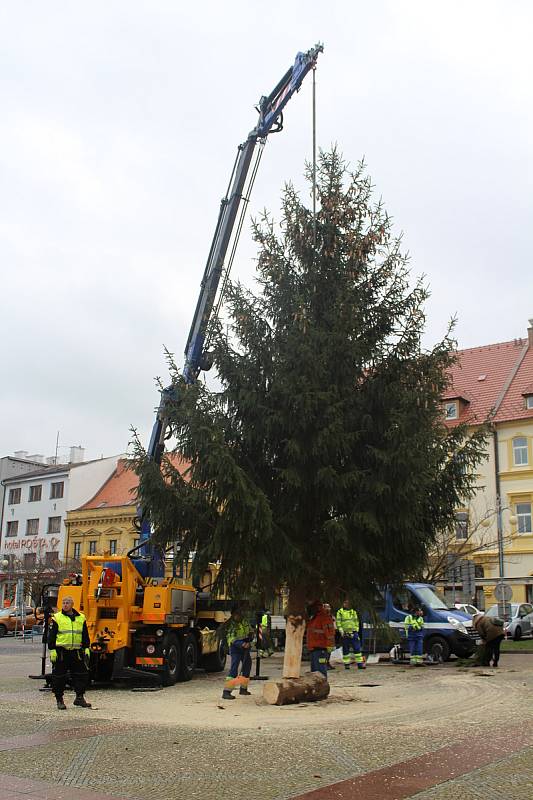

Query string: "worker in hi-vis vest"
[[220, 605, 254, 700], [258, 611, 274, 657], [404, 606, 425, 665], [336, 599, 366, 670], [48, 595, 92, 710]]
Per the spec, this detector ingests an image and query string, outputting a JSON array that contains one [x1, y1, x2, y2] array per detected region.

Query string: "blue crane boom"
[[136, 44, 323, 574]]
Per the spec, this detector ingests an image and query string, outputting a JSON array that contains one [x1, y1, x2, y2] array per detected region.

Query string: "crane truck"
[[57, 44, 323, 686]]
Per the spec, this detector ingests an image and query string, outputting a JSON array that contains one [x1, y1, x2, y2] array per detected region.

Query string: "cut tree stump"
[[282, 614, 306, 678], [263, 672, 330, 705]]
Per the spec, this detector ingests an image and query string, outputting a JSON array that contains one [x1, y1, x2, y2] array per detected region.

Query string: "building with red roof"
[[443, 320, 533, 609], [65, 456, 189, 565]]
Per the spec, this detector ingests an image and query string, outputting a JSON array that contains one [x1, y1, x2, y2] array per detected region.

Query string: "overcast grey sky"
[[1, 1, 532, 461]]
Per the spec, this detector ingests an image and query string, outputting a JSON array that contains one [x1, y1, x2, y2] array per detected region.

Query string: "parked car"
[[0, 606, 42, 637], [485, 602, 533, 640], [454, 603, 481, 617]]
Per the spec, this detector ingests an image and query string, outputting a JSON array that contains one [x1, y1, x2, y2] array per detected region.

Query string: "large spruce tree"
[[134, 150, 486, 614]]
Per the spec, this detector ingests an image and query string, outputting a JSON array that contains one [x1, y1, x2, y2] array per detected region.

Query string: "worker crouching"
[[404, 606, 425, 665], [221, 606, 254, 700], [336, 599, 366, 670], [306, 601, 335, 677], [48, 596, 92, 710]]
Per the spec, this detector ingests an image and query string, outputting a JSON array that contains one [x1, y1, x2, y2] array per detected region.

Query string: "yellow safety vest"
[[336, 608, 359, 634], [225, 619, 252, 647], [404, 614, 424, 632], [53, 611, 86, 650]]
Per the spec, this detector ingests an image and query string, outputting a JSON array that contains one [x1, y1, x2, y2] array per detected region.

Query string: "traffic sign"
[[494, 582, 512, 602]]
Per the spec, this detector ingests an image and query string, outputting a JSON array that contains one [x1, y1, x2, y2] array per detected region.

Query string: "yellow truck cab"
[[58, 554, 229, 686]]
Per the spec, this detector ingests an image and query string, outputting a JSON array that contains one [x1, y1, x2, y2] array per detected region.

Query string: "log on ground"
[[263, 672, 330, 705]]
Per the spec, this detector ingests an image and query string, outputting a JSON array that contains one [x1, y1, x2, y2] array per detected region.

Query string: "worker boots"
[[239, 687, 251, 696], [73, 695, 92, 708], [56, 697, 67, 710], [222, 690, 235, 700]]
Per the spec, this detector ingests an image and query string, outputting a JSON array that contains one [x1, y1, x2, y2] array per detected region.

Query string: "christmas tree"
[[134, 150, 486, 678]]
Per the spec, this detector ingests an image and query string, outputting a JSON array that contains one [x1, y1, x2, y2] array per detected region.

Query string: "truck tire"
[[162, 634, 180, 686], [426, 635, 450, 662], [202, 635, 227, 672], [0, 624, 7, 638], [178, 633, 197, 682]]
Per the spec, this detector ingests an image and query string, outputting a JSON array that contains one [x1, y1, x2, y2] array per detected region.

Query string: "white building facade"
[[0, 453, 123, 605]]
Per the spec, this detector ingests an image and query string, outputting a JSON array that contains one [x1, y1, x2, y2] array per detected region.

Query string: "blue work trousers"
[[407, 629, 424, 657], [341, 632, 363, 662], [228, 640, 252, 679], [310, 648, 328, 677]]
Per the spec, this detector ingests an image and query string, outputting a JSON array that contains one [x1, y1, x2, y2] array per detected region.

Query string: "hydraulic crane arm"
[[136, 45, 323, 573], [147, 43, 322, 465]]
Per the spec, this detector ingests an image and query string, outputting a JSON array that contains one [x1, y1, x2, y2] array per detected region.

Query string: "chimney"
[[528, 318, 533, 347], [69, 446, 85, 464]]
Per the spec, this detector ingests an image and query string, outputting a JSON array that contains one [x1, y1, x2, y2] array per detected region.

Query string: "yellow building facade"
[[444, 322, 533, 609], [65, 505, 139, 562]]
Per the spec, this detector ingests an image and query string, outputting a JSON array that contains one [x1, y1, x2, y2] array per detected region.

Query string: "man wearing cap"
[[48, 596, 92, 710]]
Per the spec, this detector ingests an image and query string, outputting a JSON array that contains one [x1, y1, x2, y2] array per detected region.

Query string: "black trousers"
[[51, 649, 89, 698], [484, 635, 504, 666]]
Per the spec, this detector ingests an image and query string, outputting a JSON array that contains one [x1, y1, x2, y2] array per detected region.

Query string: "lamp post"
[[489, 497, 517, 618]]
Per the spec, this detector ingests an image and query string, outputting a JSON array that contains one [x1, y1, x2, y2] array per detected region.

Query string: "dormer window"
[[445, 401, 458, 420], [527, 396, 533, 410]]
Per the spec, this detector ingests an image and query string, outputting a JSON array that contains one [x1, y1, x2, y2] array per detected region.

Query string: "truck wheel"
[[513, 626, 522, 641], [426, 636, 450, 662], [0, 624, 7, 638], [162, 634, 180, 686], [202, 635, 227, 672], [178, 634, 197, 682]]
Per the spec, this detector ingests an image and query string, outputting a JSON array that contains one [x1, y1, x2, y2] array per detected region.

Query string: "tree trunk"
[[282, 614, 306, 678], [263, 672, 330, 705]]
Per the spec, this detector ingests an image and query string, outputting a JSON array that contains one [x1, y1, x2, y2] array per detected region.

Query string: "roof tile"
[[446, 337, 533, 426], [78, 455, 190, 510]]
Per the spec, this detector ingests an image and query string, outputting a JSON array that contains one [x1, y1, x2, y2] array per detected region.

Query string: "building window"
[[50, 482, 64, 499], [445, 402, 458, 420], [47, 517, 61, 534], [512, 437, 528, 466], [526, 396, 533, 410], [73, 542, 81, 560], [455, 512, 469, 540], [8, 488, 21, 505], [109, 540, 117, 555], [89, 540, 97, 555], [516, 502, 532, 534], [23, 553, 36, 570], [6, 521, 19, 537], [45, 551, 59, 567], [29, 485, 42, 502], [26, 519, 39, 535]]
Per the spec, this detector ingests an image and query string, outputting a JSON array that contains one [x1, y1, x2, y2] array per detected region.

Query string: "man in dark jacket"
[[48, 596, 91, 710], [473, 613, 505, 667]]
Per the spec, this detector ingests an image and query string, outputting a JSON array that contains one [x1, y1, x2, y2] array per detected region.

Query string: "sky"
[[1, 1, 532, 462]]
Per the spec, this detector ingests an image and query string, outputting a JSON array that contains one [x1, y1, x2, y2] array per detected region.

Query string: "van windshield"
[[414, 586, 450, 611]]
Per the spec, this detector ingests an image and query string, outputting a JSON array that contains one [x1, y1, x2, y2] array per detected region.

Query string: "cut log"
[[282, 614, 306, 679], [263, 672, 330, 705]]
